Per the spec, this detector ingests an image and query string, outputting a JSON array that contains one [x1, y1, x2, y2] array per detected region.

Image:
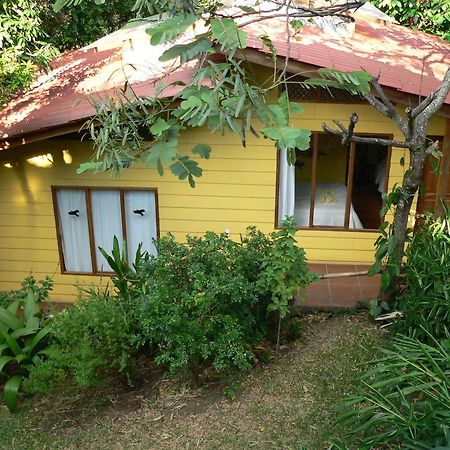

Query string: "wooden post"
[[434, 118, 450, 216]]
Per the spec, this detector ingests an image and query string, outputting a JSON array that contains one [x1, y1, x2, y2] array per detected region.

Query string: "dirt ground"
[[0, 313, 384, 450]]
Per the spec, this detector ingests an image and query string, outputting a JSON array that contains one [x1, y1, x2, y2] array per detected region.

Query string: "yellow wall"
[[0, 102, 446, 302]]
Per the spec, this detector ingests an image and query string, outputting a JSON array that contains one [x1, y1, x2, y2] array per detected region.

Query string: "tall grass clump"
[[395, 210, 450, 341], [339, 333, 450, 449], [334, 210, 450, 448]]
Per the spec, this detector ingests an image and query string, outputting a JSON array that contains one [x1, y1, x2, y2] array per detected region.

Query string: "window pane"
[[91, 190, 123, 272], [313, 135, 355, 228], [56, 189, 92, 272], [351, 142, 388, 229], [124, 190, 158, 264], [294, 147, 313, 227]]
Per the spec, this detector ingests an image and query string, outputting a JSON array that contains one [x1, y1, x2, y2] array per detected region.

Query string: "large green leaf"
[[170, 156, 203, 187], [76, 161, 108, 174], [159, 34, 212, 63], [267, 104, 288, 126], [24, 289, 39, 326], [4, 375, 23, 412], [0, 308, 23, 331], [146, 139, 178, 170], [0, 355, 14, 373], [0, 331, 22, 356], [149, 118, 171, 137], [146, 14, 196, 45], [10, 327, 38, 341], [261, 126, 310, 151], [191, 144, 211, 159], [210, 18, 248, 51], [381, 271, 391, 291], [305, 69, 372, 95], [0, 343, 9, 354], [15, 354, 30, 364], [28, 327, 51, 355], [6, 299, 20, 315]]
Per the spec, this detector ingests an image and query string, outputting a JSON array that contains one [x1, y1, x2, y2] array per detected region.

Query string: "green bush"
[[395, 211, 450, 341], [339, 334, 450, 449], [103, 220, 314, 376], [27, 222, 315, 390], [26, 289, 140, 392], [0, 276, 53, 411], [129, 222, 315, 376]]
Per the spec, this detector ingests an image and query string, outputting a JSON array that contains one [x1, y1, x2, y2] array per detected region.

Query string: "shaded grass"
[[0, 313, 385, 450]]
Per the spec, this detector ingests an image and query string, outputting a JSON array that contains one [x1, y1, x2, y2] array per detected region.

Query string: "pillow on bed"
[[317, 189, 337, 204]]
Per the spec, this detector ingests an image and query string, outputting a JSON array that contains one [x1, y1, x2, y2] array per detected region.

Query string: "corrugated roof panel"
[[0, 12, 449, 146]]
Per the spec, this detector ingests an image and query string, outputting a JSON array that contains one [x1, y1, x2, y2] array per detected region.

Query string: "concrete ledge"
[[298, 263, 380, 308]]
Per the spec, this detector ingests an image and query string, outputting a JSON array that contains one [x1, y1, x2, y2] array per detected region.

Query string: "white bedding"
[[294, 183, 363, 229]]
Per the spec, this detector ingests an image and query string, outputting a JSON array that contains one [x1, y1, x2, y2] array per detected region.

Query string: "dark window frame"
[[274, 132, 393, 232], [51, 186, 160, 276]]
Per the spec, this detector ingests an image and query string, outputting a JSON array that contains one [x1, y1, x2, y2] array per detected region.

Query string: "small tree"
[[323, 71, 450, 298]]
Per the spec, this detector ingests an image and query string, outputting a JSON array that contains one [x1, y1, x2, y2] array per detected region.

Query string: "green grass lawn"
[[0, 313, 384, 450]]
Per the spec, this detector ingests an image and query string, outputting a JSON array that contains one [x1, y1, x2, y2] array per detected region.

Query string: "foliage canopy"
[[0, 0, 137, 105], [373, 0, 450, 41]]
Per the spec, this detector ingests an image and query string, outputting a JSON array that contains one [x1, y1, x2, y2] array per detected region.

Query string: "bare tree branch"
[[407, 91, 435, 119], [425, 140, 441, 155], [280, 0, 292, 81], [366, 77, 408, 136], [237, 0, 363, 27], [322, 115, 410, 148], [418, 66, 450, 123]]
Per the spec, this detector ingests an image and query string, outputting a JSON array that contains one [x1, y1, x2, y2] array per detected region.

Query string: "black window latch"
[[133, 209, 145, 216], [68, 209, 79, 217]]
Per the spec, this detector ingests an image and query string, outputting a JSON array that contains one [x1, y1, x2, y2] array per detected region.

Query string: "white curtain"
[[124, 190, 157, 264], [278, 149, 296, 225], [91, 190, 123, 272], [56, 189, 92, 272]]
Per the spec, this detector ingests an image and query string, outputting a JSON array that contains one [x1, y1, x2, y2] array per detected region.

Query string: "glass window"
[[279, 133, 390, 230], [53, 188, 158, 274], [55, 189, 92, 273]]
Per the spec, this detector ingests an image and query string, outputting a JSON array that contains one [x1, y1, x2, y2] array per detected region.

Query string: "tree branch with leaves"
[[71, 0, 369, 185]]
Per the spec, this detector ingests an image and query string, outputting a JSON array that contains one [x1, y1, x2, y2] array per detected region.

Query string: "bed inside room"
[[293, 134, 389, 230]]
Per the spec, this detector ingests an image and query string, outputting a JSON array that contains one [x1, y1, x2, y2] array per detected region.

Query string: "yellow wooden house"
[[0, 6, 449, 307]]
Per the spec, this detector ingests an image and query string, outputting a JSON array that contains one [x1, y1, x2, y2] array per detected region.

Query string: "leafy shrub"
[[0, 291, 10, 309], [339, 334, 450, 449], [394, 211, 450, 341], [26, 289, 140, 392], [0, 276, 53, 411], [27, 222, 314, 390], [372, 0, 450, 42], [109, 221, 314, 377]]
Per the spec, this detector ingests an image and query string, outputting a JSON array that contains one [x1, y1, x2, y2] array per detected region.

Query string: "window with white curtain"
[[53, 187, 158, 274], [277, 133, 391, 231]]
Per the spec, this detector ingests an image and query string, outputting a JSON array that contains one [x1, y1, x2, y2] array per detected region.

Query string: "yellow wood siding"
[[0, 103, 446, 302]]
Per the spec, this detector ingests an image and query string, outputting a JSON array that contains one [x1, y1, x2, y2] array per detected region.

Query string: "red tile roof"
[[0, 11, 449, 148], [245, 14, 450, 103]]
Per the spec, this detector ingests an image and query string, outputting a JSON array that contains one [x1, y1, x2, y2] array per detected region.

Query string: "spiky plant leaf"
[[4, 375, 23, 412]]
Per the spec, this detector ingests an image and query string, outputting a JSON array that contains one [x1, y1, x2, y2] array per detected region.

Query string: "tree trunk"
[[380, 147, 428, 301]]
